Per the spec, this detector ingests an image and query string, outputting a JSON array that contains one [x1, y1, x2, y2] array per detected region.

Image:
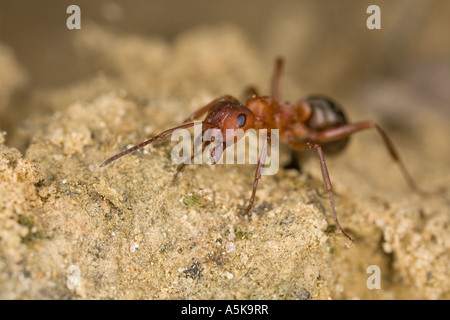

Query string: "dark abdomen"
[[304, 95, 350, 154]]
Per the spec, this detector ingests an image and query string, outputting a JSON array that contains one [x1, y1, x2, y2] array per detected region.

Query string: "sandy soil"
[[0, 4, 449, 300]]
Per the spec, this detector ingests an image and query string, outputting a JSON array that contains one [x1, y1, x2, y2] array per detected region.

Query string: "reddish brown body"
[[101, 58, 427, 242]]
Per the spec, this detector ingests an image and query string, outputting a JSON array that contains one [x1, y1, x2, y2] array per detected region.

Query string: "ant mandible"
[[101, 57, 427, 242]]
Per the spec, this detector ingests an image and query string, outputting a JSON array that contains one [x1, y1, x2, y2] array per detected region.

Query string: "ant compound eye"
[[237, 114, 246, 127]]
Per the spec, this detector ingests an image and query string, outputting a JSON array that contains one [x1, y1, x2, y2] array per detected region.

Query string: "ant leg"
[[182, 95, 240, 123], [173, 157, 193, 183], [173, 133, 205, 182], [272, 57, 284, 104], [243, 136, 268, 216], [312, 143, 354, 241], [314, 121, 428, 195], [173, 163, 187, 181]]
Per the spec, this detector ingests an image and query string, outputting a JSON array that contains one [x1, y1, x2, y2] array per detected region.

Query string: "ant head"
[[200, 101, 256, 163], [203, 101, 255, 140], [100, 101, 256, 167]]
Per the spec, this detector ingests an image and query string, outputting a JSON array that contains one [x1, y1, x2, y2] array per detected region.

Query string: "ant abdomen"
[[304, 96, 350, 154], [101, 57, 427, 242]]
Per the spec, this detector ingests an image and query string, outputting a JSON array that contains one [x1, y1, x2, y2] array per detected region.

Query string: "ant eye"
[[237, 114, 246, 127]]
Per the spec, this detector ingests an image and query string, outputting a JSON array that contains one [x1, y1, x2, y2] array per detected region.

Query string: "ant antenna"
[[100, 122, 198, 167]]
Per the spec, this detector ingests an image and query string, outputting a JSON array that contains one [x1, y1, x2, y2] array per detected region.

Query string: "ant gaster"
[[101, 57, 427, 242]]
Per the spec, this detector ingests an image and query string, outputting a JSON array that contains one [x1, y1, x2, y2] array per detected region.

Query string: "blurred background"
[[0, 0, 449, 300], [0, 0, 449, 147]]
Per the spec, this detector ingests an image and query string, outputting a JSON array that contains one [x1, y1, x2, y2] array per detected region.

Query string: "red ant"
[[101, 57, 428, 242]]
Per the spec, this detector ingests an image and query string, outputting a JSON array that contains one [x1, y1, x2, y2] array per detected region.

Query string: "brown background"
[[1, 0, 450, 141]]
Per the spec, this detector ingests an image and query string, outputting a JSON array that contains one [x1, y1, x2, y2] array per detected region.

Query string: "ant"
[[101, 57, 428, 242]]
